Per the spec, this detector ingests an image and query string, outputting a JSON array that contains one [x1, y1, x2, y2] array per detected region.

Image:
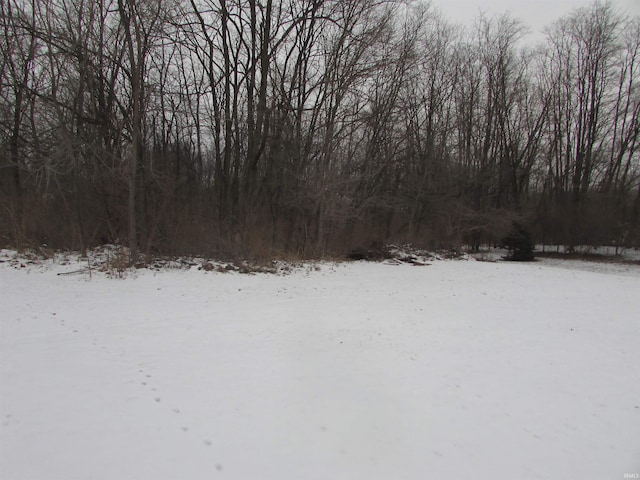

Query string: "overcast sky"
[[431, 0, 640, 42]]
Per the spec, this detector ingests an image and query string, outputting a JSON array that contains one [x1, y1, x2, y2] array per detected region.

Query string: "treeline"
[[1, 0, 639, 260]]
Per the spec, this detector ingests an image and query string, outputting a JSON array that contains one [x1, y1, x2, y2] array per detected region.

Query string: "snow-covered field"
[[1, 250, 639, 480]]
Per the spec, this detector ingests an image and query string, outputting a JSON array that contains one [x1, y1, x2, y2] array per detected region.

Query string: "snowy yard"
[[1, 251, 639, 479]]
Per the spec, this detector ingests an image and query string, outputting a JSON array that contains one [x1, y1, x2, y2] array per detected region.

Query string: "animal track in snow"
[[2, 414, 14, 427], [133, 366, 216, 449]]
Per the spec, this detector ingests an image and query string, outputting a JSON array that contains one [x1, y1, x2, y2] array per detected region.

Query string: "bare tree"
[[541, 1, 629, 245], [117, 0, 166, 260], [0, 0, 38, 244]]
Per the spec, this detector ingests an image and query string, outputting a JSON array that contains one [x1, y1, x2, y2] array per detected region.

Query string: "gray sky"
[[431, 0, 640, 42]]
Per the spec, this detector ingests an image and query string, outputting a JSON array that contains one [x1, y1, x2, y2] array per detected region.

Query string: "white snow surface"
[[1, 251, 639, 480]]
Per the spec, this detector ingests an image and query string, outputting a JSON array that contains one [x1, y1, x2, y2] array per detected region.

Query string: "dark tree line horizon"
[[1, 0, 639, 260]]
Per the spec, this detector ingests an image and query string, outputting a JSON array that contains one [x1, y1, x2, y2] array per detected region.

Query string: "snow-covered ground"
[[1, 250, 639, 480]]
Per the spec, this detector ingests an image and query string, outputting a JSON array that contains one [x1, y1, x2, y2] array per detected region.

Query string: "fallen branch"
[[57, 268, 90, 276]]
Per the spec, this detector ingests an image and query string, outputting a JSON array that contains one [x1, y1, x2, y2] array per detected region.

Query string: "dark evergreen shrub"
[[501, 224, 535, 261]]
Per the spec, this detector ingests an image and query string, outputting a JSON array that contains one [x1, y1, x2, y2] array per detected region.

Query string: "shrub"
[[501, 224, 535, 261], [346, 241, 391, 261]]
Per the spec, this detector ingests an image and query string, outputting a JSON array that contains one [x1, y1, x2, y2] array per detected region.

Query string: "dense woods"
[[1, 0, 639, 260]]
